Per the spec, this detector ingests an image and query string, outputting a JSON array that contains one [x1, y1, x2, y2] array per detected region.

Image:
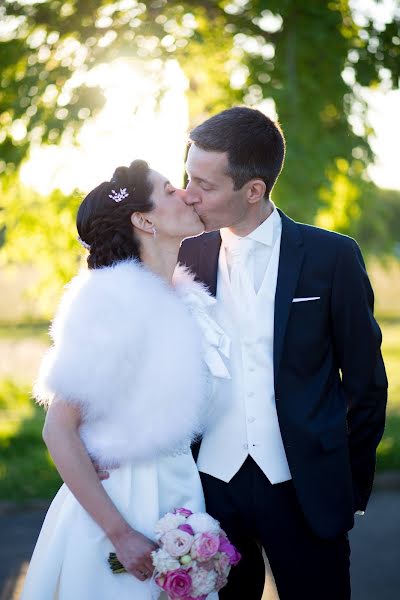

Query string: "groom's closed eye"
[[191, 177, 215, 191]]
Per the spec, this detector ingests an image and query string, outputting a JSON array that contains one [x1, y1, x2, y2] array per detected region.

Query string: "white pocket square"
[[292, 296, 320, 303]]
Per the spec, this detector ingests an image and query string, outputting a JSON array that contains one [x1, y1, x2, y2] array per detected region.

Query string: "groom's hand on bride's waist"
[[93, 461, 110, 481]]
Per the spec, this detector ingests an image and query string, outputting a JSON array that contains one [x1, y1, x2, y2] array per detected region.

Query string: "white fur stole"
[[34, 260, 213, 468]]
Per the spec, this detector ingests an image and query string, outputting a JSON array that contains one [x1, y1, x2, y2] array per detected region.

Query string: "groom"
[[178, 107, 388, 599]]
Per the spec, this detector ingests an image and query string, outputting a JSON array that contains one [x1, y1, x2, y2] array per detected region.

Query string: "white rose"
[[186, 512, 220, 535], [151, 548, 181, 574], [154, 513, 186, 540], [191, 566, 218, 595]]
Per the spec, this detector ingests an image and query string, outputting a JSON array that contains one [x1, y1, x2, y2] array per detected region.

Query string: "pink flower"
[[157, 569, 192, 598], [174, 507, 193, 518], [215, 551, 231, 574], [163, 529, 194, 558], [218, 536, 241, 566], [178, 524, 195, 536], [198, 559, 215, 572], [191, 532, 220, 562], [215, 573, 229, 592]]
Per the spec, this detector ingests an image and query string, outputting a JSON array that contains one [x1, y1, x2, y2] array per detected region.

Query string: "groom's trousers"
[[200, 456, 351, 600]]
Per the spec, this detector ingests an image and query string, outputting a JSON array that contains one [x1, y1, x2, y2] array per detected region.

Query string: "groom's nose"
[[184, 182, 200, 205]]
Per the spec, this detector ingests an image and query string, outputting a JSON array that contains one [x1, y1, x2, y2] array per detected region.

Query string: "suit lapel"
[[273, 210, 304, 386]]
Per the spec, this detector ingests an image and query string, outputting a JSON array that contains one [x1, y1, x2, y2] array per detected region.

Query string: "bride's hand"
[[111, 525, 158, 581]]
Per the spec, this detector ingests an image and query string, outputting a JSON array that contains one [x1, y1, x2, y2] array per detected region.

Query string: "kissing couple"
[[22, 107, 387, 600]]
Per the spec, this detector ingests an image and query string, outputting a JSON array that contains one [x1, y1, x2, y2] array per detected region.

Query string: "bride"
[[21, 159, 229, 599]]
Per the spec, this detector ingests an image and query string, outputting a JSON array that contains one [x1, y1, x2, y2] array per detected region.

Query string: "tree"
[[1, 0, 399, 305]]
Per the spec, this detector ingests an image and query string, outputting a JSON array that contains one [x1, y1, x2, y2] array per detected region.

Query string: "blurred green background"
[[0, 0, 399, 502]]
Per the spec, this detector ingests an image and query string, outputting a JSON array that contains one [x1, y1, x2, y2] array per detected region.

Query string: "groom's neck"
[[227, 199, 274, 238]]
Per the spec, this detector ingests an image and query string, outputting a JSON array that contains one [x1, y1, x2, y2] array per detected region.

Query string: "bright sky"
[[21, 60, 190, 195], [367, 89, 400, 190], [349, 0, 400, 190]]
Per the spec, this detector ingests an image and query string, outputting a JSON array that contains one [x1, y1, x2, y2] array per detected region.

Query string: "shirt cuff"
[[355, 510, 365, 516]]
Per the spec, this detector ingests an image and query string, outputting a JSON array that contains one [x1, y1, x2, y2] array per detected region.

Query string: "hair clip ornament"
[[109, 188, 129, 202]]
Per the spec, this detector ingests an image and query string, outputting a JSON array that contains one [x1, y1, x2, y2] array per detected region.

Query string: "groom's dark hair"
[[189, 106, 285, 196]]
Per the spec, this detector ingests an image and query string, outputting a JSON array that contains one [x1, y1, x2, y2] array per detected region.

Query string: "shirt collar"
[[220, 202, 280, 249]]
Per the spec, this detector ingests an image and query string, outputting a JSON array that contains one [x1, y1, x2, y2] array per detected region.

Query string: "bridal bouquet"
[[109, 507, 241, 599]]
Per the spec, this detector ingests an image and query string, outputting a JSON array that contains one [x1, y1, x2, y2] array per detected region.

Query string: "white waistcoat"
[[197, 224, 292, 484]]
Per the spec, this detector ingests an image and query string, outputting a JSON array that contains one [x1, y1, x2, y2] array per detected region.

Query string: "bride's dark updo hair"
[[77, 159, 154, 269]]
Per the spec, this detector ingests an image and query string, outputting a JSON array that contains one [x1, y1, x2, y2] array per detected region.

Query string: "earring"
[[152, 227, 157, 238]]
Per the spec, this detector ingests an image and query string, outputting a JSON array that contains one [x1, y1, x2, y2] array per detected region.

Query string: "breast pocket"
[[284, 294, 329, 363], [292, 297, 321, 303]]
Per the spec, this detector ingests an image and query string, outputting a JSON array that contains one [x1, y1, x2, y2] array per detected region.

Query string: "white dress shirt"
[[197, 204, 292, 484]]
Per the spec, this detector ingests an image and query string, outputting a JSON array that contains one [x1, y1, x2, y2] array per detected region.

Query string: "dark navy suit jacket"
[[178, 209, 387, 539]]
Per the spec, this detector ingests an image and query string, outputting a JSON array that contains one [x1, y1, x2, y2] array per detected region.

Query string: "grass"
[[378, 318, 400, 410], [375, 317, 400, 472], [0, 379, 61, 502]]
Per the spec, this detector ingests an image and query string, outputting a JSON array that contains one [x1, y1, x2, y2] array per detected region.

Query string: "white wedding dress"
[[21, 262, 229, 600], [22, 453, 218, 600]]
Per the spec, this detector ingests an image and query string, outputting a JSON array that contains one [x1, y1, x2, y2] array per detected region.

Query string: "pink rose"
[[191, 532, 220, 562], [218, 536, 241, 566], [174, 507, 193, 518], [158, 569, 192, 598], [163, 529, 194, 558], [178, 524, 195, 536]]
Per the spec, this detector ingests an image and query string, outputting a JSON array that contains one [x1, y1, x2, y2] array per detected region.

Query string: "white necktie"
[[226, 238, 257, 335]]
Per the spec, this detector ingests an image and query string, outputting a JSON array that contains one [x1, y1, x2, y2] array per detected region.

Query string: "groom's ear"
[[246, 179, 267, 204], [131, 212, 154, 234]]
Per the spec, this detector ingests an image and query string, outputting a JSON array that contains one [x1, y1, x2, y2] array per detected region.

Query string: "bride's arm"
[[43, 399, 157, 580]]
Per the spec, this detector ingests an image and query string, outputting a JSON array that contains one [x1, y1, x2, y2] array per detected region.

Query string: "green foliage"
[[0, 320, 50, 342], [0, 0, 399, 291], [0, 175, 84, 314], [1, 1, 399, 191], [316, 166, 400, 256], [349, 187, 400, 256]]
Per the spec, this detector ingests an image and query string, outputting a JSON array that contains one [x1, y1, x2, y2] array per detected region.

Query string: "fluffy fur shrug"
[[34, 260, 214, 468]]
